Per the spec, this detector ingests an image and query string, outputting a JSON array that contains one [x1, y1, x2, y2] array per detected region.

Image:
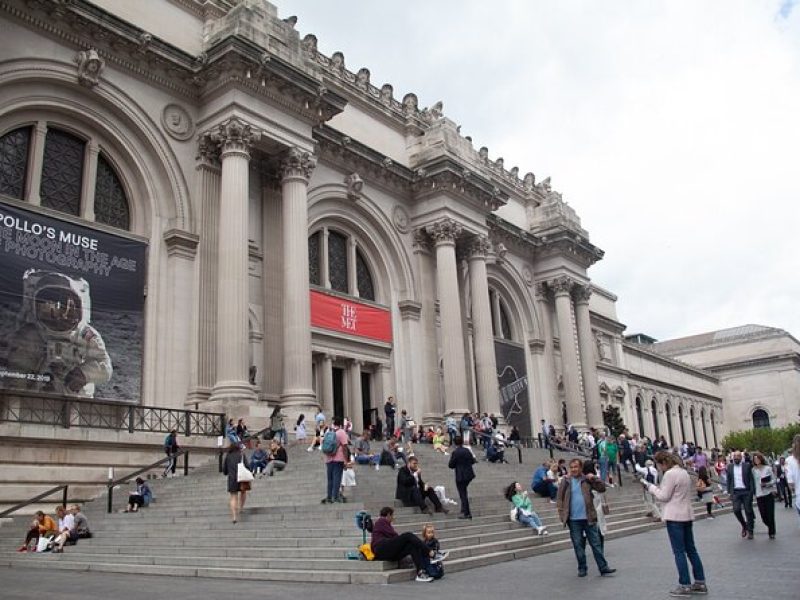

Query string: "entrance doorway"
[[332, 367, 345, 420], [361, 372, 374, 430]]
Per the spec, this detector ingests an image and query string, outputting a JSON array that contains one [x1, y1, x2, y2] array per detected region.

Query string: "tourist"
[[354, 431, 380, 468], [604, 435, 619, 486], [636, 459, 662, 520], [714, 455, 728, 493], [225, 418, 240, 446], [314, 408, 326, 429], [399, 410, 413, 443], [321, 416, 349, 504], [163, 428, 179, 478], [726, 450, 755, 539], [370, 506, 444, 583], [540, 419, 549, 448], [486, 435, 506, 464], [222, 441, 250, 523], [432, 428, 449, 455], [379, 436, 406, 468], [396, 455, 448, 514], [449, 435, 477, 519], [695, 466, 714, 519], [384, 396, 396, 439], [235, 418, 248, 440], [264, 439, 287, 476], [125, 477, 151, 512], [52, 505, 74, 553], [751, 452, 776, 539], [421, 523, 448, 563], [460, 412, 472, 445], [269, 406, 287, 445], [619, 434, 633, 472], [294, 414, 307, 446], [341, 459, 357, 499], [556, 457, 615, 578], [787, 434, 800, 522], [70, 504, 91, 539], [583, 461, 608, 550], [250, 441, 268, 477], [480, 413, 494, 450], [508, 425, 521, 447], [18, 510, 57, 552], [505, 481, 547, 535], [445, 415, 458, 446], [343, 416, 353, 440], [531, 462, 558, 502], [641, 450, 707, 597], [775, 456, 793, 509]]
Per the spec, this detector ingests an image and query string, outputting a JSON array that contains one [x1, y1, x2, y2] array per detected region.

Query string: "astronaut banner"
[[0, 200, 147, 402]]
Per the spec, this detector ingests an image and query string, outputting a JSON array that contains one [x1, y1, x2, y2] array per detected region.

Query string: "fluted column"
[[320, 354, 334, 419], [349, 360, 363, 434], [534, 283, 560, 428], [468, 235, 500, 417], [551, 276, 586, 429], [188, 135, 221, 402], [280, 147, 317, 410], [210, 118, 260, 406], [574, 285, 604, 429], [427, 219, 470, 416]]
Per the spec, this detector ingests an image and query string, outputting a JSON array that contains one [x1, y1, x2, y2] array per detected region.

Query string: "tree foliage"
[[721, 422, 800, 456], [603, 405, 626, 437]]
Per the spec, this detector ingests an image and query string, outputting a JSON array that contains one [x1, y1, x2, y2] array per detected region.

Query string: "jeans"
[[567, 519, 608, 574], [599, 456, 609, 483], [517, 508, 542, 529], [163, 451, 177, 476], [731, 490, 755, 532], [533, 480, 557, 501], [326, 460, 344, 500], [448, 429, 456, 446], [665, 520, 705, 586], [456, 480, 472, 517], [355, 455, 379, 466], [265, 460, 286, 476], [756, 494, 776, 536]]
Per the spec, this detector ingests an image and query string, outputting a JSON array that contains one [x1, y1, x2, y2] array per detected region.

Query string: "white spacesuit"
[[6, 270, 112, 397]]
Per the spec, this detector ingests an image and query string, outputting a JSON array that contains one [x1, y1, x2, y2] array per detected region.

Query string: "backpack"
[[426, 560, 444, 580], [321, 429, 339, 455], [358, 542, 375, 561]]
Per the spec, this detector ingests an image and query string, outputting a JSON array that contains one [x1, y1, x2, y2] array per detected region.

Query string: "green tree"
[[603, 405, 626, 437], [721, 422, 800, 456]]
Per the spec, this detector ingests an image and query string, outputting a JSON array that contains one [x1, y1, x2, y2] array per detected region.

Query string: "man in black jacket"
[[395, 456, 447, 514], [384, 397, 396, 438], [726, 450, 756, 539], [448, 435, 477, 519]]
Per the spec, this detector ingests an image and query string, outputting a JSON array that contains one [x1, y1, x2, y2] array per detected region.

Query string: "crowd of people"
[[17, 504, 91, 553]]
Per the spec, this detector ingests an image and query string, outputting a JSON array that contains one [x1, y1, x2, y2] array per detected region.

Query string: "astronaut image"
[[4, 270, 112, 397]]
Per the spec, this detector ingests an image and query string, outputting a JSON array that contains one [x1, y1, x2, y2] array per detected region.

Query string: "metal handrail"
[[0, 484, 69, 519], [217, 425, 272, 472], [106, 449, 189, 513]]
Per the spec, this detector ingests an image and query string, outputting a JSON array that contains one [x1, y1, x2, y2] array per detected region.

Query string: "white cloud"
[[277, 0, 800, 340]]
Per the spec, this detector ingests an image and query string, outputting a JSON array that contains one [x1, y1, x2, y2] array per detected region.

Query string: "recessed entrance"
[[332, 367, 345, 419], [361, 372, 374, 430]]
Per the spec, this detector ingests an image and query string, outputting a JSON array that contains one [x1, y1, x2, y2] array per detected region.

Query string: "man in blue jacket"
[[532, 462, 557, 501]]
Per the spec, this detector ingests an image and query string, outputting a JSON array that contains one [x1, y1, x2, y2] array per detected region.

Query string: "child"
[[421, 523, 449, 563], [341, 460, 357, 500], [432, 428, 449, 455]]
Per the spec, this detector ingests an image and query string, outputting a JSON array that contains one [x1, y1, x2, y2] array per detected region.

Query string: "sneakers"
[[690, 582, 708, 594], [306, 447, 313, 452], [415, 571, 434, 583], [669, 585, 692, 597], [375, 464, 380, 471], [706, 515, 714, 520], [430, 551, 449, 563], [600, 568, 616, 576], [536, 526, 548, 536]]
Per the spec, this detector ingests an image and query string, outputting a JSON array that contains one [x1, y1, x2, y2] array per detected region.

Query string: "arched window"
[[752, 409, 770, 429], [308, 227, 376, 302], [678, 405, 686, 442], [0, 124, 131, 230], [665, 402, 674, 446], [700, 408, 708, 448], [635, 396, 644, 437], [690, 406, 698, 444], [651, 398, 660, 438], [0, 126, 31, 199]]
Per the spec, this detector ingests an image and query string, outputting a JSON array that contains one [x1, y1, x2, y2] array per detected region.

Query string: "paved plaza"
[[0, 508, 795, 599]]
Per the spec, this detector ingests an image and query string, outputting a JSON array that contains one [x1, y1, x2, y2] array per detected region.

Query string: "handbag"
[[237, 455, 254, 483], [36, 535, 53, 553]]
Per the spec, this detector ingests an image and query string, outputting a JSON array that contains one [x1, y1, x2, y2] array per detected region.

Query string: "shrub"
[[721, 422, 800, 456]]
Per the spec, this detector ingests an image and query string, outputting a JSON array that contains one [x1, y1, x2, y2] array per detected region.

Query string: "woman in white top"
[[635, 459, 662, 521], [294, 414, 307, 445], [787, 434, 800, 524], [751, 452, 776, 539], [643, 451, 707, 597]]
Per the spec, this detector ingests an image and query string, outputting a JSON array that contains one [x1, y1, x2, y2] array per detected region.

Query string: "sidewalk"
[[0, 506, 796, 599]]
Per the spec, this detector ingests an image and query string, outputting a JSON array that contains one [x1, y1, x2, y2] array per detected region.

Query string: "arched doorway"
[[635, 396, 645, 437], [665, 402, 674, 446], [752, 408, 770, 429], [651, 398, 660, 439], [690, 406, 698, 444], [678, 405, 687, 442]]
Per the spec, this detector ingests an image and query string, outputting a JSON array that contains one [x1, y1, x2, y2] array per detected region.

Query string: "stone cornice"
[[397, 300, 422, 321], [486, 214, 538, 256], [623, 341, 720, 384], [412, 155, 508, 212], [533, 229, 604, 269], [163, 228, 199, 259], [589, 311, 627, 335], [626, 373, 723, 404], [701, 352, 800, 373]]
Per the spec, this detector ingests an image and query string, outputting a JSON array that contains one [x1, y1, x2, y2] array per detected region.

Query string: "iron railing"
[[0, 395, 225, 437], [0, 484, 69, 519]]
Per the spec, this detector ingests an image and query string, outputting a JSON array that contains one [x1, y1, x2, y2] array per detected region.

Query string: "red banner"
[[310, 290, 392, 342]]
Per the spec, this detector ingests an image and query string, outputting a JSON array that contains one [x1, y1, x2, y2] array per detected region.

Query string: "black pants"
[[731, 490, 755, 532], [164, 451, 177, 475], [456, 480, 472, 517], [24, 527, 40, 546], [777, 480, 793, 507], [385, 417, 395, 437], [407, 487, 443, 512], [756, 494, 776, 536], [373, 532, 430, 572]]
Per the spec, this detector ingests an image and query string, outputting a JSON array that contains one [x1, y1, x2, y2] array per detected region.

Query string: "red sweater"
[[370, 517, 397, 548]]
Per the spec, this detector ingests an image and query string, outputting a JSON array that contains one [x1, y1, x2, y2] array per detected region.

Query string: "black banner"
[[0, 201, 146, 401], [495, 340, 532, 437]]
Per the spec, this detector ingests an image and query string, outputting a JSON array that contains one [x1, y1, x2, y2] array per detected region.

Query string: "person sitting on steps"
[[264, 439, 288, 477], [396, 455, 449, 514], [505, 481, 548, 535], [532, 462, 558, 503], [370, 506, 446, 583], [17, 510, 57, 552], [125, 477, 152, 512], [250, 441, 268, 477]]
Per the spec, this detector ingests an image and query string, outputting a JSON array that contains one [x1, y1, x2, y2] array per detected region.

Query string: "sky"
[[275, 0, 800, 341]]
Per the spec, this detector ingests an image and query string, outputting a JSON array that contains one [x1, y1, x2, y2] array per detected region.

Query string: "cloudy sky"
[[276, 0, 800, 341]]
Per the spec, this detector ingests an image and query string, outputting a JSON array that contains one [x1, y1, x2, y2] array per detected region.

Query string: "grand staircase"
[[0, 441, 729, 583]]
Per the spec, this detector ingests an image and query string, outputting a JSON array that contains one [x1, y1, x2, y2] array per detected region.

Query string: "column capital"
[[573, 284, 592, 304], [534, 281, 549, 300], [210, 118, 261, 160], [196, 132, 221, 169], [550, 275, 575, 296], [467, 235, 491, 260], [398, 299, 422, 321], [412, 228, 432, 254], [426, 218, 463, 246], [280, 147, 317, 183]]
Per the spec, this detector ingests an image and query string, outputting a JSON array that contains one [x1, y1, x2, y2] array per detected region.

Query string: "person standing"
[[384, 397, 396, 439], [321, 416, 349, 504], [556, 458, 616, 578], [641, 451, 707, 597], [163, 428, 179, 478], [222, 441, 250, 523], [751, 452, 777, 539], [775, 456, 793, 509], [269, 406, 287, 445], [787, 434, 800, 522], [726, 450, 755, 539], [448, 435, 476, 519]]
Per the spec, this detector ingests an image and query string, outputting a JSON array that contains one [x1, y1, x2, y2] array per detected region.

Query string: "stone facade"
[[0, 0, 735, 447]]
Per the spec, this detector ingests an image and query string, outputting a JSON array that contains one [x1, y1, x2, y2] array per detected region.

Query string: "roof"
[[654, 324, 789, 354]]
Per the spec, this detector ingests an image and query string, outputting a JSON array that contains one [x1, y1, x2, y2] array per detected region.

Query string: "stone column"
[[378, 363, 394, 407], [210, 118, 260, 407], [534, 283, 560, 428], [280, 147, 317, 411], [427, 218, 470, 416], [412, 230, 441, 420], [25, 121, 47, 205], [349, 360, 363, 434], [551, 276, 586, 429], [320, 354, 334, 419], [80, 140, 100, 221], [467, 235, 500, 417], [574, 285, 604, 429]]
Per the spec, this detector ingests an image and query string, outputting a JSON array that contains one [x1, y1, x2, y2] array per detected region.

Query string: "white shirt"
[[732, 463, 745, 489], [786, 456, 800, 509], [58, 513, 75, 532]]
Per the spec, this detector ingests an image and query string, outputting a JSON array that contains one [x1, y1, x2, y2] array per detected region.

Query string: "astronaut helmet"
[[20, 270, 92, 334]]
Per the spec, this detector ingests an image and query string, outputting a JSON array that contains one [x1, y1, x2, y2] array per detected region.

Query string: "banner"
[[495, 340, 532, 437], [310, 289, 392, 342], [0, 201, 147, 402]]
